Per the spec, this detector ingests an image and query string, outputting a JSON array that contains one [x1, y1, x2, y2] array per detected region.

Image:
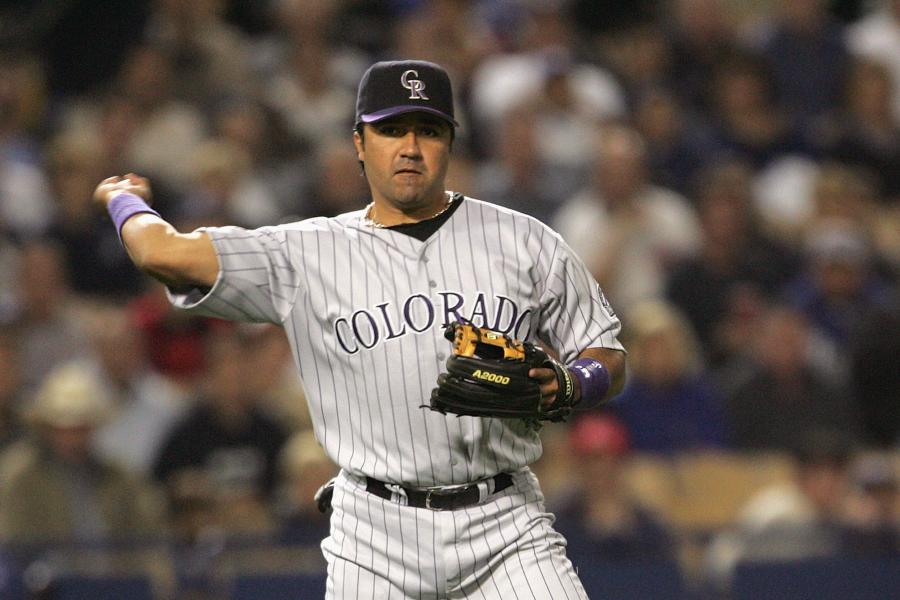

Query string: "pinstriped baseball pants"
[[322, 468, 589, 599]]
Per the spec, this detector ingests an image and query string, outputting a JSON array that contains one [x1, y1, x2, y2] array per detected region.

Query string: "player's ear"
[[353, 129, 364, 161], [352, 129, 366, 176]]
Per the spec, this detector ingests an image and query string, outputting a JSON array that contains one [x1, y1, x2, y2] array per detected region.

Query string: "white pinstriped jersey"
[[169, 195, 623, 488]]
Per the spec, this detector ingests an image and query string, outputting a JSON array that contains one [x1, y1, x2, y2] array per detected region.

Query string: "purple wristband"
[[568, 358, 611, 410], [107, 192, 160, 243]]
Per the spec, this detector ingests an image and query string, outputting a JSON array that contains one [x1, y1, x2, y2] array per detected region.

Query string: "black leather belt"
[[365, 473, 513, 510]]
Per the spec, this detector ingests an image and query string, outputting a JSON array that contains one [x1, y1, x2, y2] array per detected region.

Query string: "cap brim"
[[360, 105, 458, 128]]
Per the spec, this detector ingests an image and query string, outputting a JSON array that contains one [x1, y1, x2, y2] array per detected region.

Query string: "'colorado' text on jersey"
[[333, 290, 532, 354], [169, 196, 624, 487]]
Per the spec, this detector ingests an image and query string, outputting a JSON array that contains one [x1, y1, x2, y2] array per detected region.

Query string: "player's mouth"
[[394, 168, 422, 176]]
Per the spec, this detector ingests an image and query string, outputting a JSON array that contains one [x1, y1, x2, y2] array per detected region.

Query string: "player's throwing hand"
[[93, 173, 152, 209]]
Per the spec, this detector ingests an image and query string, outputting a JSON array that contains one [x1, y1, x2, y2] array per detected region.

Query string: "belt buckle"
[[424, 488, 456, 510], [424, 489, 440, 510], [423, 481, 472, 510]]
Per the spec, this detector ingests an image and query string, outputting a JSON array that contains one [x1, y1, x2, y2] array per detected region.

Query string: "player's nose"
[[398, 131, 423, 158]]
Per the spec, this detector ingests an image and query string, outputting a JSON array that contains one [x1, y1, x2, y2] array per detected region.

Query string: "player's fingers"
[[125, 173, 152, 200], [539, 383, 558, 407], [528, 367, 555, 382], [529, 367, 558, 404], [94, 176, 123, 203]]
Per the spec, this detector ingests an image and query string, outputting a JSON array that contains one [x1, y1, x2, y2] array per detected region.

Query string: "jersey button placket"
[[421, 249, 444, 364], [420, 249, 437, 289]]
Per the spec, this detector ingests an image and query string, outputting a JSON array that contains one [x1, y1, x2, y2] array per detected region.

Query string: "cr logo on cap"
[[400, 70, 429, 100]]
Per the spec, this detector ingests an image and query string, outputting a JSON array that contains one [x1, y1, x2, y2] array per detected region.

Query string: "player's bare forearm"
[[120, 215, 219, 288], [94, 173, 219, 288]]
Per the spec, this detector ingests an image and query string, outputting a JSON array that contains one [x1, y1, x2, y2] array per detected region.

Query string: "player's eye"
[[420, 126, 440, 137], [378, 125, 404, 136]]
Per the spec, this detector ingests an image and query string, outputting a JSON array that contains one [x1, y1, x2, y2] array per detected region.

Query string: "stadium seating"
[[230, 572, 327, 600], [671, 452, 793, 532], [51, 574, 155, 600], [580, 560, 685, 600], [733, 556, 900, 600]]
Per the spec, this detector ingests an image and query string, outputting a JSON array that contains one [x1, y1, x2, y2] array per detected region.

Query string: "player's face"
[[354, 112, 452, 219]]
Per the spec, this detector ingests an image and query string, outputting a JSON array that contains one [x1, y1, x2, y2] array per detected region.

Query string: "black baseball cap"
[[355, 60, 459, 128]]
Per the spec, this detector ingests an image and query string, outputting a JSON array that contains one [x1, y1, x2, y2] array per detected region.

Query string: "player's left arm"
[[530, 346, 626, 410], [530, 230, 629, 411]]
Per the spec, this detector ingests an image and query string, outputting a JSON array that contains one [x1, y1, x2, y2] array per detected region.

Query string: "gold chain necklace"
[[364, 191, 455, 229]]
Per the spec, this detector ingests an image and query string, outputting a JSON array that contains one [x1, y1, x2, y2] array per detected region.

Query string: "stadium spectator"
[[723, 305, 860, 452], [0, 53, 53, 239], [127, 285, 230, 386], [706, 51, 810, 169], [0, 331, 24, 451], [554, 124, 701, 307], [704, 429, 854, 591], [2, 241, 87, 396], [840, 452, 900, 557], [602, 21, 673, 106], [806, 164, 881, 235], [259, 0, 365, 148], [783, 219, 895, 347], [845, 0, 900, 122], [79, 305, 188, 477], [502, 51, 612, 220], [554, 413, 676, 562], [667, 0, 741, 113], [755, 0, 850, 126], [211, 96, 311, 218], [153, 330, 290, 510], [176, 137, 281, 230], [632, 87, 722, 195], [387, 0, 491, 95], [61, 43, 207, 195], [469, 6, 625, 152], [143, 0, 254, 106], [44, 130, 147, 299], [473, 105, 573, 223], [301, 135, 373, 219], [236, 323, 311, 434], [709, 283, 772, 395], [275, 431, 336, 545], [849, 305, 900, 447], [608, 300, 727, 454], [666, 161, 799, 357], [802, 163, 900, 284], [819, 59, 900, 200], [0, 363, 165, 545]]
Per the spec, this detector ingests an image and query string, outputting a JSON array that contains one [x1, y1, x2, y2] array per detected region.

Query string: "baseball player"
[[94, 60, 626, 599]]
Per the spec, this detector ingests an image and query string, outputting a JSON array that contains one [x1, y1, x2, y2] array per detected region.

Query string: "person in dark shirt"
[[818, 59, 900, 199], [667, 161, 798, 361], [153, 330, 290, 502], [724, 305, 860, 452], [609, 300, 727, 454]]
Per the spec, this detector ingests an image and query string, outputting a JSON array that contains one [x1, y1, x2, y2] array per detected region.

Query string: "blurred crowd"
[[0, 0, 898, 597]]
